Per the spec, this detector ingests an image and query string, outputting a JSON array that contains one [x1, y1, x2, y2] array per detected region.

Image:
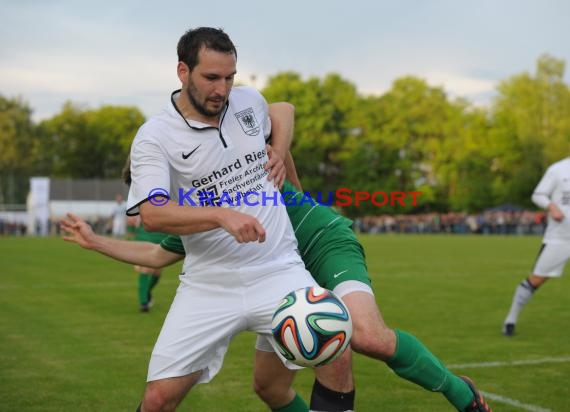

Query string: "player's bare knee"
[[350, 332, 379, 356], [142, 387, 169, 412], [252, 376, 268, 399], [350, 327, 396, 359], [252, 379, 292, 407], [529, 274, 548, 288], [252, 377, 276, 401]]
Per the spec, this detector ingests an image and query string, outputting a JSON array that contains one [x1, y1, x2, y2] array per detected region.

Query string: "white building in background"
[[25, 177, 127, 236]]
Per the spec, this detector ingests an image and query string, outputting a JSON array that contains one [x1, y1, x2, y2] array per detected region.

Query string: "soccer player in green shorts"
[[126, 215, 169, 312], [62, 178, 491, 412]]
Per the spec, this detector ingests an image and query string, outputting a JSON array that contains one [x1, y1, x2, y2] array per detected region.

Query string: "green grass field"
[[1, 234, 569, 411]]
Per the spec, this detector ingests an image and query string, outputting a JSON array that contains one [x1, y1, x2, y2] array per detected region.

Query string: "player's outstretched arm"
[[61, 213, 182, 268]]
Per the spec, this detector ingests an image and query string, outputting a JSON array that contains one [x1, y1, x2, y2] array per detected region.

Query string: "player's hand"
[[218, 209, 266, 243], [265, 144, 285, 189], [549, 203, 564, 221], [60, 213, 97, 249]]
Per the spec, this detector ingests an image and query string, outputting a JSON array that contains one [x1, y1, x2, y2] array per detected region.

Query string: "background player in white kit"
[[503, 157, 570, 336], [110, 193, 127, 237], [127, 27, 316, 411]]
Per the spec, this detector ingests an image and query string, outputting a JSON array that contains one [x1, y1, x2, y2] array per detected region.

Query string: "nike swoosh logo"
[[182, 145, 201, 159], [333, 269, 349, 279]]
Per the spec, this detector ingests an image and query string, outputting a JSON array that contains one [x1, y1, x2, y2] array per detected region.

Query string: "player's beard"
[[185, 80, 227, 119]]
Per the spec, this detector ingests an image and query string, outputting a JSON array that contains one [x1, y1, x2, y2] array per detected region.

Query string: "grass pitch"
[[1, 234, 568, 411]]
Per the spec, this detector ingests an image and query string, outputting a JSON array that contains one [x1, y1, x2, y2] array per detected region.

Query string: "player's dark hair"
[[177, 27, 237, 70]]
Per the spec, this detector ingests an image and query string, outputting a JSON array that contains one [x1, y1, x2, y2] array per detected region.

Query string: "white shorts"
[[532, 242, 570, 277], [147, 263, 316, 383]]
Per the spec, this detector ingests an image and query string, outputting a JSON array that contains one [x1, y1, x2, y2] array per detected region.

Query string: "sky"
[[1, 0, 569, 121]]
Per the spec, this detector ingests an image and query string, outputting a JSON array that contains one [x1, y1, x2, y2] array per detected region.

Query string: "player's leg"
[[301, 237, 366, 410], [139, 371, 202, 412], [253, 344, 307, 411], [342, 290, 482, 411], [141, 276, 242, 410], [135, 265, 154, 311], [249, 265, 318, 411], [502, 275, 544, 335], [136, 266, 161, 311], [503, 242, 568, 336], [253, 337, 355, 412], [149, 271, 161, 299], [312, 237, 489, 411], [254, 283, 355, 412], [312, 349, 355, 412]]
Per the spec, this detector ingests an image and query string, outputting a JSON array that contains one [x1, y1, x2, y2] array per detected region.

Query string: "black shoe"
[[461, 376, 492, 412], [502, 323, 515, 336], [140, 298, 154, 313]]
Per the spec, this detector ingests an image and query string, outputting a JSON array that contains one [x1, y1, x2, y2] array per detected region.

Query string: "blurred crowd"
[[354, 210, 547, 235], [0, 220, 28, 236], [1, 210, 547, 236], [0, 216, 113, 236]]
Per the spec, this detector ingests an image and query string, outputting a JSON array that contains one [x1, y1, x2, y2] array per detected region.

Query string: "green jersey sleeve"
[[160, 235, 185, 255]]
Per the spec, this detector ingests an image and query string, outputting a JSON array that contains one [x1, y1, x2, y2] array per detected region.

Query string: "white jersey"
[[532, 157, 570, 243], [127, 86, 303, 273], [111, 201, 127, 236]]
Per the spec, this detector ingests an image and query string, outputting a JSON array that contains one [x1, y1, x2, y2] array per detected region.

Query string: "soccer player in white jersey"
[[127, 27, 317, 411], [111, 194, 127, 237], [503, 157, 570, 336]]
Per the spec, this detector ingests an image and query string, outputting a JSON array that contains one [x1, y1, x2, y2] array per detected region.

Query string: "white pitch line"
[[448, 356, 570, 369], [481, 391, 552, 412], [447, 357, 568, 412]]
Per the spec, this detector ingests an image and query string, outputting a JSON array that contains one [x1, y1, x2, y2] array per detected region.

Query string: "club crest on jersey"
[[235, 108, 260, 136]]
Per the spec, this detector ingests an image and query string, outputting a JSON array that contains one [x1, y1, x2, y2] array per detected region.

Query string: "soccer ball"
[[271, 286, 352, 367]]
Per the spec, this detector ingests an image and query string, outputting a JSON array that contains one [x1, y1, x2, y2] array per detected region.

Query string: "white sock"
[[504, 279, 536, 324]]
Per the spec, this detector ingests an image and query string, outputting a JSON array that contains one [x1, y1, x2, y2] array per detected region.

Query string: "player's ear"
[[177, 61, 189, 83]]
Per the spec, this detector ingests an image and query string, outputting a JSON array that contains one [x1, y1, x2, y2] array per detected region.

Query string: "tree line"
[[1, 54, 569, 217]]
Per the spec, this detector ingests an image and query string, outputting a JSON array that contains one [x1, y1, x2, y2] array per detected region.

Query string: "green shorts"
[[303, 227, 372, 291]]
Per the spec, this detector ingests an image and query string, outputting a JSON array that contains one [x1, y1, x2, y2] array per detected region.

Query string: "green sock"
[[387, 329, 473, 411], [271, 393, 309, 412], [149, 275, 160, 293], [138, 273, 151, 305]]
